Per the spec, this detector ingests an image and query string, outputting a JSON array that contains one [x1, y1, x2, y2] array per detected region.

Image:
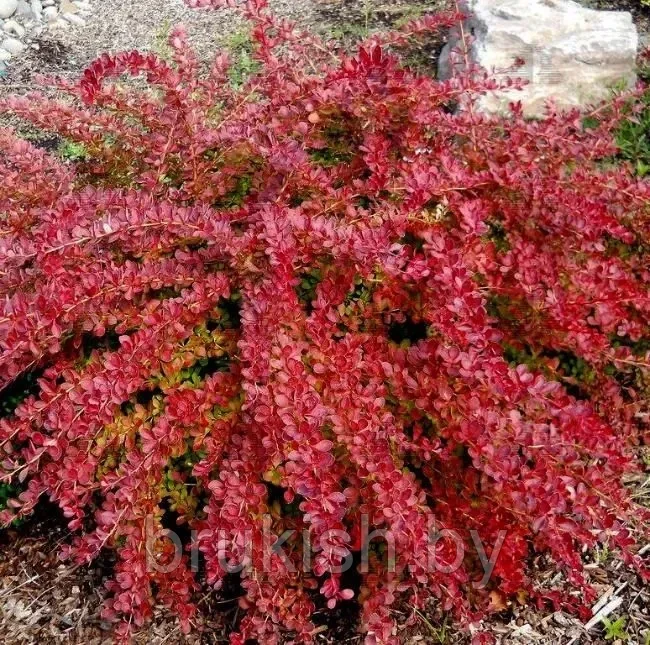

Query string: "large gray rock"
[[438, 0, 638, 117]]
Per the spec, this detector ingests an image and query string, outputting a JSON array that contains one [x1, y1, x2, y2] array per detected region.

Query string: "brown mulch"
[[1, 496, 648, 644], [0, 504, 109, 644]]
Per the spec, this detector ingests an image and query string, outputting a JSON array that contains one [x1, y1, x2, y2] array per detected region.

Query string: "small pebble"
[[42, 4, 56, 19], [62, 12, 84, 25], [3, 18, 25, 37], [1, 36, 24, 54], [0, 0, 18, 20], [15, 0, 32, 17]]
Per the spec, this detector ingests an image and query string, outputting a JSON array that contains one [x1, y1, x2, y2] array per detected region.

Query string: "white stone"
[[1, 35, 24, 54], [0, 0, 17, 19], [29, 0, 41, 18], [0, 47, 11, 60], [72, 1, 90, 15], [3, 18, 25, 36], [59, 0, 77, 12], [15, 0, 33, 17], [438, 0, 638, 117], [42, 4, 56, 19], [62, 12, 83, 25]]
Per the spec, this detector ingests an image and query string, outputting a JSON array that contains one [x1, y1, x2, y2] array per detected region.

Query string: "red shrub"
[[0, 0, 648, 642]]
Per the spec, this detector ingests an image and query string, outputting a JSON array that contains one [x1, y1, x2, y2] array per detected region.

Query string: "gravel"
[[0, 0, 646, 88], [0, 0, 453, 90], [0, 0, 320, 87]]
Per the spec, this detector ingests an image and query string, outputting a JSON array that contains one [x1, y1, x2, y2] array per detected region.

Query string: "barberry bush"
[[1, 0, 649, 642]]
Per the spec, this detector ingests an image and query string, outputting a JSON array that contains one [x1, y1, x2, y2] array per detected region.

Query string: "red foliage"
[[0, 0, 649, 642]]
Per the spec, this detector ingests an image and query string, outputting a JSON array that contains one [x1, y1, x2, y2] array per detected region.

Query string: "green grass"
[[0, 483, 16, 513], [602, 616, 630, 642], [612, 64, 650, 176], [152, 19, 173, 60], [58, 140, 89, 162], [222, 28, 260, 89]]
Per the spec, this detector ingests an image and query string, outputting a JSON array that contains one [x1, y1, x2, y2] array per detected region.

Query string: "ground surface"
[[0, 0, 649, 643], [0, 0, 450, 90], [0, 0, 647, 89], [1, 479, 648, 643]]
